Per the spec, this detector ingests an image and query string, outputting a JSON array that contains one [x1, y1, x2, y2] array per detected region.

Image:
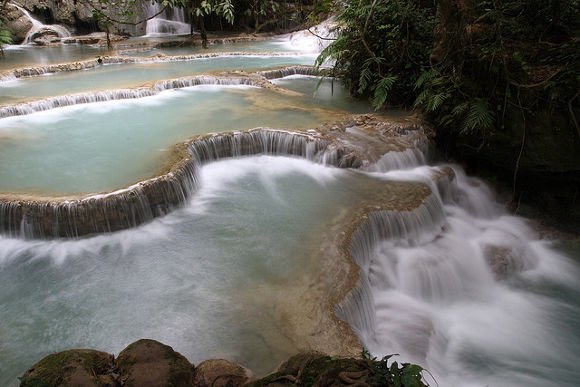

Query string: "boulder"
[[116, 339, 194, 386], [30, 27, 60, 45], [19, 349, 117, 386], [193, 359, 252, 387], [0, 4, 33, 44]]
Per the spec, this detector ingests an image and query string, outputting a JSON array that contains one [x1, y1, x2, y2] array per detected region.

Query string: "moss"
[[20, 349, 115, 387], [116, 339, 194, 387], [250, 351, 426, 387]]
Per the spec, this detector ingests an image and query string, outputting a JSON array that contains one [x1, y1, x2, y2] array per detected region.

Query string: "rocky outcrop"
[[28, 26, 60, 45], [0, 3, 33, 43], [11, 0, 146, 36], [17, 0, 94, 29]]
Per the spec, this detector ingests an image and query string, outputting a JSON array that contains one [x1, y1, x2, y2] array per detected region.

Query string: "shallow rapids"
[[341, 165, 580, 386]]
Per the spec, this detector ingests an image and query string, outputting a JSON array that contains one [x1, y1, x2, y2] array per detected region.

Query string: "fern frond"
[[372, 75, 398, 110], [461, 100, 495, 134], [414, 69, 438, 90], [358, 67, 373, 94], [427, 92, 448, 112]]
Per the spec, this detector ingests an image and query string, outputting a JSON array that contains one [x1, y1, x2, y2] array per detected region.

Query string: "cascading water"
[[338, 156, 580, 386], [11, 3, 71, 45], [145, 2, 190, 36], [285, 17, 337, 53], [1, 34, 579, 387]]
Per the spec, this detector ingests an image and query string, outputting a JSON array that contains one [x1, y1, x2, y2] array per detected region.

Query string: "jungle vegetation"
[[317, 0, 580, 221]]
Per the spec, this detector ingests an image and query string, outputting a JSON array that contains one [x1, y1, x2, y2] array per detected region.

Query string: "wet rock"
[[0, 4, 33, 44], [193, 359, 252, 386], [116, 339, 194, 386], [484, 245, 527, 279], [277, 351, 328, 375], [250, 352, 384, 386], [30, 28, 61, 45], [20, 349, 116, 386]]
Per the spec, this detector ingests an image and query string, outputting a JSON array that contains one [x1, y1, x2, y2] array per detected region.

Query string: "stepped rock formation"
[[0, 113, 432, 239]]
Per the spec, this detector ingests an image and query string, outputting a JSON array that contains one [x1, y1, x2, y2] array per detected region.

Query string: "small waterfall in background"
[[145, 2, 190, 36], [338, 153, 580, 386], [11, 3, 71, 44], [285, 17, 337, 53]]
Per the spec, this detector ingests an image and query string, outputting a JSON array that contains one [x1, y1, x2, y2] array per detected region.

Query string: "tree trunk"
[[197, 16, 208, 48], [431, 0, 475, 64], [105, 24, 112, 50]]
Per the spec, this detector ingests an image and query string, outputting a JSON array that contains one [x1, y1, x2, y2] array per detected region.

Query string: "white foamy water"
[[11, 3, 71, 45], [342, 161, 580, 387], [145, 2, 190, 36], [281, 18, 337, 54]]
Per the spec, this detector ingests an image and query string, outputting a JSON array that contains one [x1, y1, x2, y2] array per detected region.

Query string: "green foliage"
[[0, 20, 12, 56], [316, 0, 436, 106], [361, 348, 425, 387], [319, 0, 580, 140]]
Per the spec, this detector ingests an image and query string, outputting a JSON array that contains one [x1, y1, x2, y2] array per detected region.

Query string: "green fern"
[[0, 20, 12, 56], [460, 99, 495, 134], [373, 75, 398, 110]]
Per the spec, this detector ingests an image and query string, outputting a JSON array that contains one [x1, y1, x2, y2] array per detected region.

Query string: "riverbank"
[[19, 339, 426, 386]]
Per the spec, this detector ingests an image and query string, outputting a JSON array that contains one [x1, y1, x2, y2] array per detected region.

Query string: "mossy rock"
[[250, 352, 373, 386], [116, 339, 194, 387], [192, 359, 252, 387], [250, 351, 425, 387], [19, 349, 116, 387]]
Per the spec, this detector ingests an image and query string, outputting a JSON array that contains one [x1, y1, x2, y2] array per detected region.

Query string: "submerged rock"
[[116, 339, 195, 386], [19, 349, 116, 386]]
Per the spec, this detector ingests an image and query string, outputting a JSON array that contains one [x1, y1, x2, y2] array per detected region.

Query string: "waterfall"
[[11, 3, 71, 45], [0, 66, 332, 118], [0, 126, 417, 239], [145, 2, 190, 36], [0, 52, 306, 82], [285, 18, 338, 53], [337, 153, 580, 385], [0, 89, 157, 118], [258, 66, 329, 80], [0, 74, 272, 118]]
